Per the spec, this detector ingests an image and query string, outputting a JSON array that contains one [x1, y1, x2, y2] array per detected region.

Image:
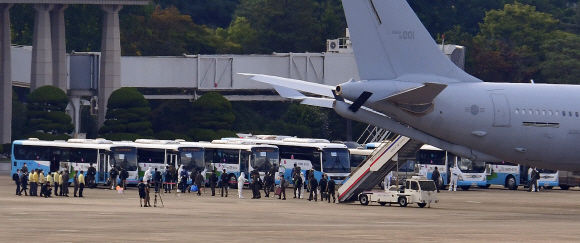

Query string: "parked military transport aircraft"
[[241, 0, 580, 171]]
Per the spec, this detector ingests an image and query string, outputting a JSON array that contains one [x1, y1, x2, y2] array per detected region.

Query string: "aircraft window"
[[515, 109, 519, 114], [576, 112, 579, 117], [563, 111, 566, 117], [569, 112, 572, 117], [528, 109, 532, 115], [542, 110, 546, 115], [549, 110, 553, 116], [535, 110, 539, 115], [556, 111, 559, 116]]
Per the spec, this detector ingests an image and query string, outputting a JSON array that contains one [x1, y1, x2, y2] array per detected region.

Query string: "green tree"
[[80, 106, 98, 139], [471, 3, 567, 83], [217, 17, 257, 54], [150, 99, 194, 133], [235, 0, 324, 53], [539, 34, 580, 84], [12, 89, 29, 140], [156, 0, 240, 29], [99, 87, 153, 140], [26, 86, 74, 140], [186, 92, 236, 141], [282, 104, 329, 139]]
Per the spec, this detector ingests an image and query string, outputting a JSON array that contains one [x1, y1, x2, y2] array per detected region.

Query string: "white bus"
[[181, 141, 279, 187], [127, 139, 206, 184], [11, 138, 138, 184], [349, 148, 372, 171], [223, 137, 351, 185]]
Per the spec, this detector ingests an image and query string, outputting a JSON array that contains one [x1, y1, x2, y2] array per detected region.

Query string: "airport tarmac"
[[1, 175, 579, 243]]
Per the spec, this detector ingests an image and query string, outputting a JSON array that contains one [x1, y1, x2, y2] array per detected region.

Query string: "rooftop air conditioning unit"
[[327, 39, 339, 53]]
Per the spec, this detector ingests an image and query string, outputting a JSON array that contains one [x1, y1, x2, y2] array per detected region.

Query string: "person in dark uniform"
[[308, 175, 318, 201], [220, 169, 228, 197], [109, 165, 118, 190], [87, 164, 96, 188], [13, 169, 21, 195], [263, 170, 272, 197], [19, 172, 28, 196], [250, 168, 260, 199], [327, 176, 336, 203], [138, 181, 147, 207], [194, 171, 204, 196], [278, 173, 287, 200], [431, 167, 441, 192], [153, 168, 162, 193], [44, 182, 52, 198], [62, 170, 70, 197], [319, 174, 328, 201], [293, 171, 302, 199], [268, 164, 278, 192], [209, 170, 218, 196], [120, 166, 129, 190]]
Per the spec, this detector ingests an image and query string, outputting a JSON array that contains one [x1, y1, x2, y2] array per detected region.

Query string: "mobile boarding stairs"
[[338, 135, 423, 203]]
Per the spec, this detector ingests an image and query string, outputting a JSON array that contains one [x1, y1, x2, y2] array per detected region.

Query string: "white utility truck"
[[358, 176, 438, 208]]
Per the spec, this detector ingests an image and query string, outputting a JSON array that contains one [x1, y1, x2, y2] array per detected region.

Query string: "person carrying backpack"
[[109, 165, 119, 190], [293, 172, 302, 199], [164, 166, 172, 193]]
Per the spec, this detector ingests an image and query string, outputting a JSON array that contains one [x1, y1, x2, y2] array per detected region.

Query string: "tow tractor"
[[358, 176, 438, 208]]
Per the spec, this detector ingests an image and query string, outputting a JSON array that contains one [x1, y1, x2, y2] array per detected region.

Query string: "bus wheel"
[[560, 185, 570, 190], [229, 174, 237, 189], [506, 176, 518, 190], [398, 196, 408, 207], [460, 186, 471, 191], [417, 203, 427, 208], [359, 194, 369, 205]]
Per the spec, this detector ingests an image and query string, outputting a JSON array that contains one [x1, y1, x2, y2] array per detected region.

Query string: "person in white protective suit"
[[143, 167, 152, 183], [177, 165, 186, 192], [299, 172, 305, 199], [238, 172, 247, 199], [449, 165, 460, 191], [384, 172, 392, 189]]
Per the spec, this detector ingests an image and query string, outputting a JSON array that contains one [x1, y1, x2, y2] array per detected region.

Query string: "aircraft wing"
[[239, 73, 335, 98]]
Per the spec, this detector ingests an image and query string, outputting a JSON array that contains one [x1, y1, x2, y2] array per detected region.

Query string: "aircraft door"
[[490, 94, 511, 127]]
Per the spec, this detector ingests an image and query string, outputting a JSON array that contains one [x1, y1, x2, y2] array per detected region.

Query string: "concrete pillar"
[[98, 4, 123, 127], [50, 4, 68, 93], [70, 97, 81, 135], [31, 4, 54, 91], [0, 3, 13, 144]]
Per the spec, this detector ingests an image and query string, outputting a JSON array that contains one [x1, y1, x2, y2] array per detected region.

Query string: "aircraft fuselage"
[[340, 80, 580, 170]]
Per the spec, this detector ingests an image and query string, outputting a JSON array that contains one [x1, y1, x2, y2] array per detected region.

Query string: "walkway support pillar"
[[0, 3, 12, 144], [98, 4, 123, 127], [50, 4, 68, 93], [31, 4, 54, 91]]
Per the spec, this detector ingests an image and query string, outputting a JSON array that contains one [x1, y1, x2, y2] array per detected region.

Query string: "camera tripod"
[[154, 190, 164, 207]]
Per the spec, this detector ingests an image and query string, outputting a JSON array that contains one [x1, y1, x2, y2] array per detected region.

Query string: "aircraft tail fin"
[[342, 0, 480, 82]]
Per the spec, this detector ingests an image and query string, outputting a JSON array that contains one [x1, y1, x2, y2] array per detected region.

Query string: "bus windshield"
[[458, 158, 485, 173], [111, 147, 137, 171], [252, 148, 279, 172], [322, 148, 350, 173], [416, 150, 446, 165], [179, 148, 205, 172], [537, 168, 557, 174]]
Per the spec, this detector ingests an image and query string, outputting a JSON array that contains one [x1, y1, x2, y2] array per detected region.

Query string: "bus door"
[[167, 153, 178, 169], [98, 152, 109, 183]]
